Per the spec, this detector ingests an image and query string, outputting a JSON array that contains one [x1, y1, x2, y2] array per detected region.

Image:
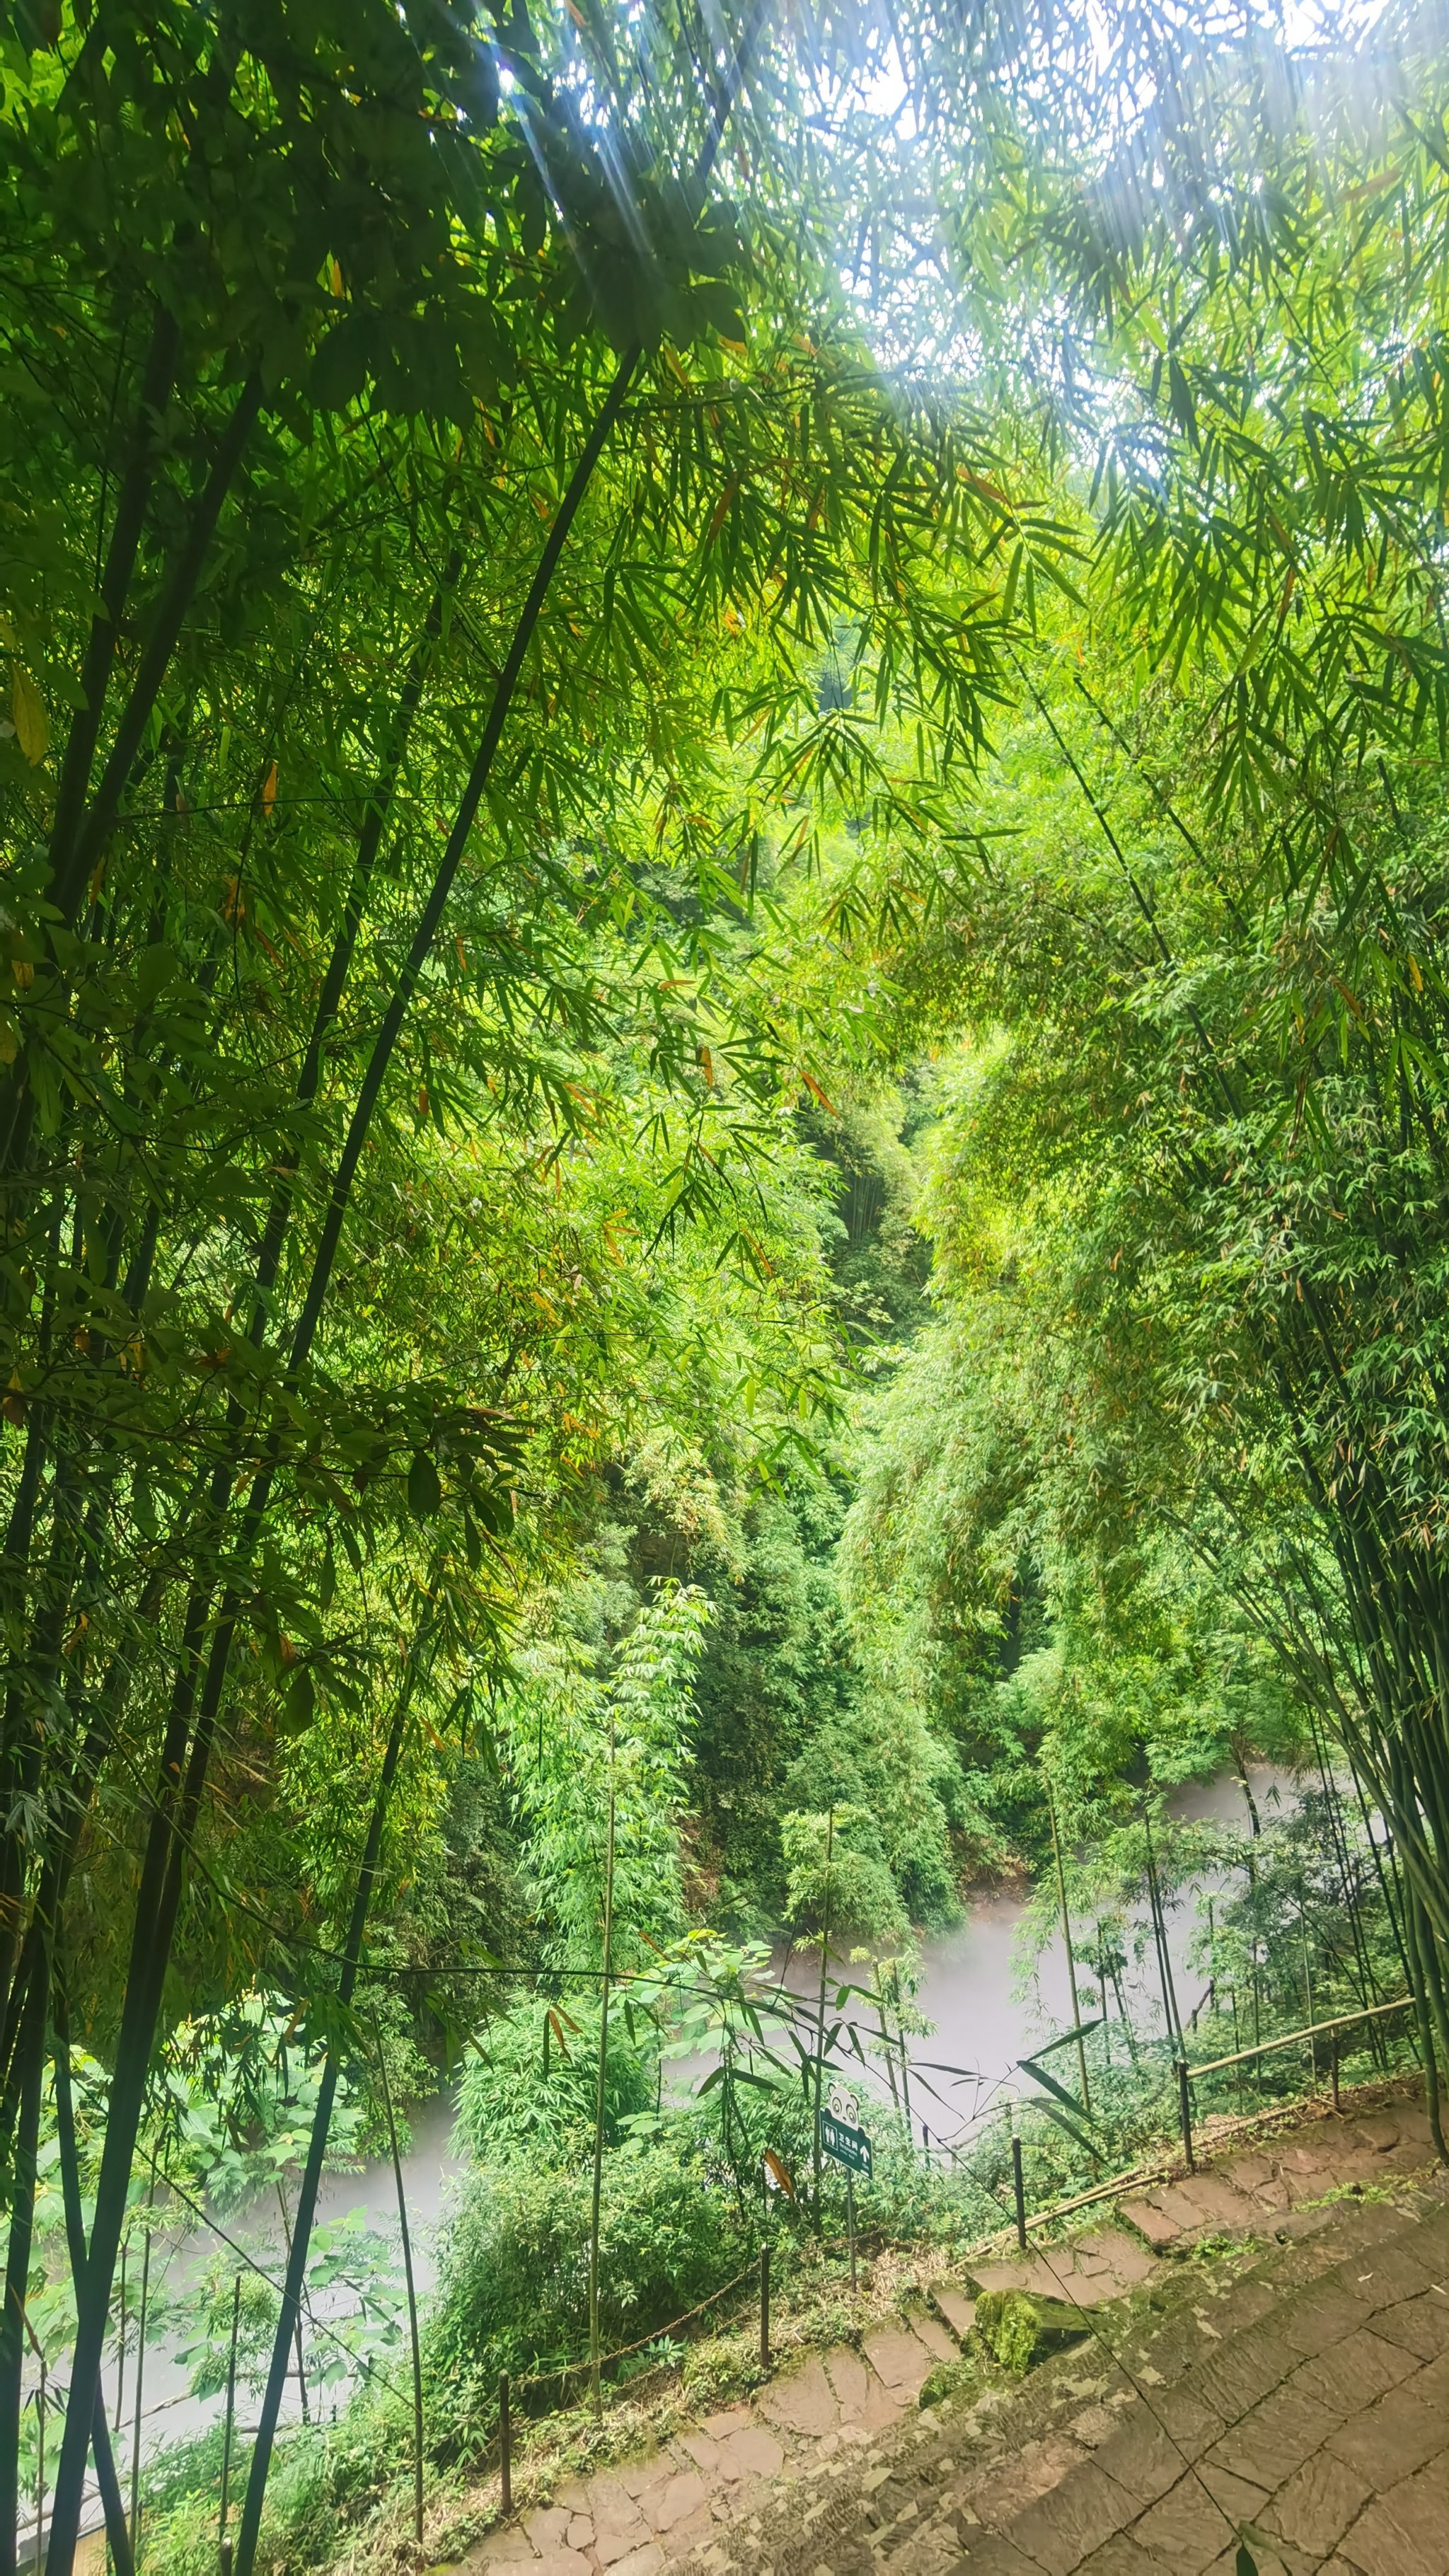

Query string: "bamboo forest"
[[8, 1, 1449, 2570]]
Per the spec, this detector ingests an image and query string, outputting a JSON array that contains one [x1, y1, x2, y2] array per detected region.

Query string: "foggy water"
[[913, 1764, 1297, 2119], [31, 1764, 1295, 2559], [757, 1762, 1298, 2146]]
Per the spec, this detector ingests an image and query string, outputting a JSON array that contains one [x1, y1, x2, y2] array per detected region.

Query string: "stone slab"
[[933, 2285, 976, 2341], [823, 2343, 872, 2418], [718, 2423, 783, 2481], [1073, 2228, 1158, 2291], [1326, 2379, 1449, 2488], [643, 2472, 708, 2534], [1127, 2473, 1240, 2576], [908, 2309, 960, 2364], [524, 2507, 572, 2548], [1119, 2198, 1181, 2251], [971, 2253, 1092, 2299], [1371, 2291, 1449, 2359], [1005, 2460, 1135, 2576], [862, 2326, 936, 2391], [758, 2355, 839, 2437], [1337, 2453, 1449, 2576], [1261, 2449, 1375, 2558]]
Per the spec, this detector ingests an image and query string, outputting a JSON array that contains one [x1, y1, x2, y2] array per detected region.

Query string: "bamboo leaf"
[[11, 665, 46, 763]]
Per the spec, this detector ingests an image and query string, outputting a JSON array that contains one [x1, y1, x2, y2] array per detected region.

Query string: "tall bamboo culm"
[[589, 1718, 617, 2419]]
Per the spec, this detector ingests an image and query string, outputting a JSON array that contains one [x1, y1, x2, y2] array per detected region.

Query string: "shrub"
[[429, 2129, 754, 2396], [455, 1997, 657, 2168], [971, 2289, 1089, 2376]]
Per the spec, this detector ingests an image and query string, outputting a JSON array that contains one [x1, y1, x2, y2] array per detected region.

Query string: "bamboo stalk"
[[374, 2025, 425, 2550], [589, 1720, 617, 2419], [0, 1963, 45, 2573], [1298, 1882, 1317, 2081], [1142, 1808, 1182, 2056], [50, 2006, 135, 2575], [1106, 1935, 1139, 2068], [232, 1680, 417, 2576], [129, 2224, 150, 2565], [1046, 1780, 1091, 2116], [57, 374, 265, 925], [219, 2277, 241, 2562], [1310, 1715, 1377, 2014], [18, 2304, 46, 2576], [1187, 1989, 1411, 2078], [42, 306, 180, 906], [273, 2186, 309, 2427], [116, 2243, 127, 2439], [812, 1807, 835, 2227]]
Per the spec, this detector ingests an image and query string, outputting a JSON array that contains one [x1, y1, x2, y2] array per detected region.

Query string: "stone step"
[[675, 2185, 1449, 2575], [1114, 2103, 1439, 2255], [966, 2225, 1158, 2310], [441, 2088, 1448, 2576]]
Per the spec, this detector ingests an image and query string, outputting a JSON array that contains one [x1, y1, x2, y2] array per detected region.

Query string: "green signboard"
[[821, 2111, 872, 2177]]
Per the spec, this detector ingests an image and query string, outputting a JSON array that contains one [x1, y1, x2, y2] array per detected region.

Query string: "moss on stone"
[[917, 2355, 982, 2410], [971, 2289, 1090, 2375]]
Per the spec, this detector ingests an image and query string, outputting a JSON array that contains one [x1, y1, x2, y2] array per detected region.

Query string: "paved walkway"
[[446, 2085, 1448, 2576]]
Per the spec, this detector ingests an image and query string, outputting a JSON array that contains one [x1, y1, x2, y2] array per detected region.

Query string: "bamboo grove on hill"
[[0, 3, 1075, 2566], [822, 0, 1449, 2154], [8, 0, 1449, 2568]]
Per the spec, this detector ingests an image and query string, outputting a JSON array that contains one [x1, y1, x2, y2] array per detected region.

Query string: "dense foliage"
[[8, 0, 1449, 2568]]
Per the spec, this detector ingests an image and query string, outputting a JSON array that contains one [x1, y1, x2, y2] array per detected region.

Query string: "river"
[[754, 1763, 1295, 2144], [27, 1764, 1292, 2563]]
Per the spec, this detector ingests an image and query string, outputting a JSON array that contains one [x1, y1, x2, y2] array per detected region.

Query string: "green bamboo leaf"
[[278, 1668, 316, 1736]]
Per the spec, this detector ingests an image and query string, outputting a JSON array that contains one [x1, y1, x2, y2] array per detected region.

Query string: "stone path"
[[447, 2084, 1449, 2576], [699, 2161, 1449, 2575], [461, 2311, 963, 2576]]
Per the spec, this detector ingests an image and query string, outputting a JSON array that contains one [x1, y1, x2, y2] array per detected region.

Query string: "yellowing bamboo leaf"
[[261, 760, 278, 815], [705, 480, 738, 546], [11, 666, 47, 764]]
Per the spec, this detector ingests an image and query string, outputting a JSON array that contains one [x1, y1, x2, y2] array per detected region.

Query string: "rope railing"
[[506, 2203, 904, 2405], [24, 1972, 1421, 2563], [959, 2052, 1426, 2258], [507, 2257, 762, 2403]]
